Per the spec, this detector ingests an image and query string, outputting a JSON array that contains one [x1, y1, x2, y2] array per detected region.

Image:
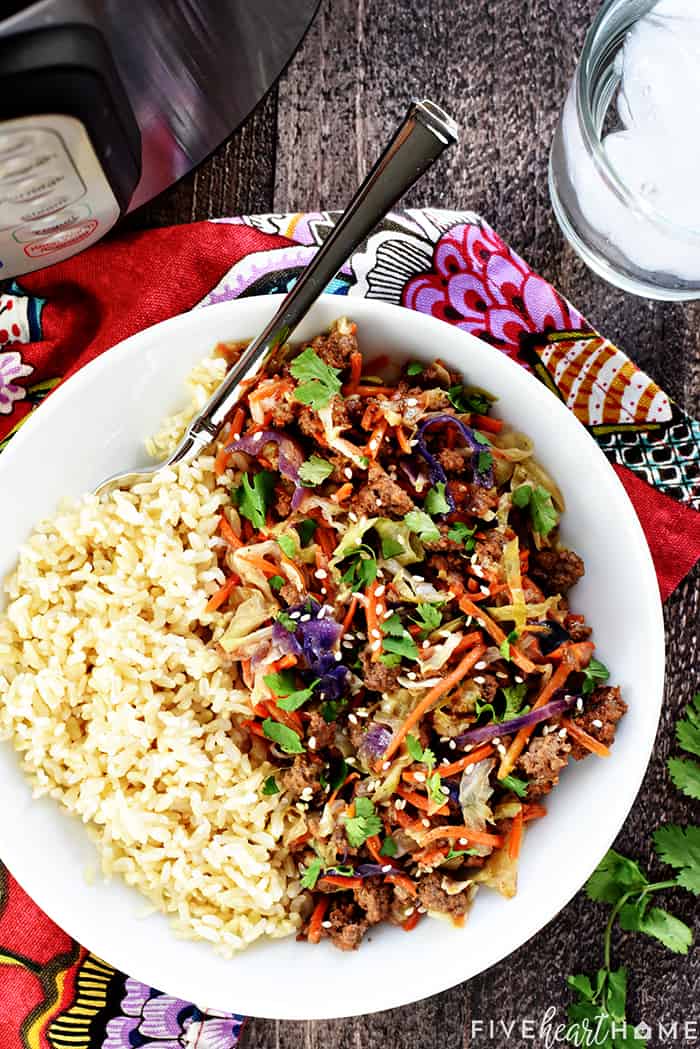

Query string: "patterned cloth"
[[0, 210, 698, 1045]]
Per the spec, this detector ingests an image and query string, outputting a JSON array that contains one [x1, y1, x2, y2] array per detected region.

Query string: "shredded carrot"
[[394, 807, 417, 830], [396, 426, 413, 455], [253, 702, 269, 718], [452, 914, 466, 928], [546, 640, 595, 664], [508, 808, 524, 860], [205, 575, 238, 613], [497, 648, 578, 779], [420, 825, 505, 849], [342, 351, 363, 395], [395, 785, 449, 816], [318, 875, 363, 890], [402, 911, 421, 932], [561, 718, 611, 758], [522, 802, 547, 822], [331, 482, 354, 504], [316, 525, 336, 561], [289, 831, 312, 850], [218, 514, 244, 549], [341, 595, 358, 636], [240, 553, 282, 578], [452, 630, 485, 655], [265, 700, 303, 736], [354, 385, 396, 397], [214, 445, 231, 477], [470, 412, 503, 434], [366, 419, 388, 459], [386, 872, 417, 897], [328, 771, 359, 805], [365, 580, 382, 663], [381, 645, 487, 764], [363, 353, 389, 371], [435, 743, 495, 778], [240, 719, 267, 740], [459, 596, 539, 675], [366, 835, 384, 865], [229, 406, 246, 436], [307, 897, 329, 944], [266, 653, 298, 673]]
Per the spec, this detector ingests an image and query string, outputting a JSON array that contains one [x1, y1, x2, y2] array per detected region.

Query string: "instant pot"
[[0, 0, 319, 276]]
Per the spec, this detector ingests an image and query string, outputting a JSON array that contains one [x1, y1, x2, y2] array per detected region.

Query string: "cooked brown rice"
[[0, 356, 304, 956]]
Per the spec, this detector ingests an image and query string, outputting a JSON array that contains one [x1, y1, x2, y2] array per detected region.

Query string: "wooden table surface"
[[130, 2, 698, 1044]]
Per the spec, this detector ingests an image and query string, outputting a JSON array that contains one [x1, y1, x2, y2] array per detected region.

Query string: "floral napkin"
[[0, 210, 698, 1045]]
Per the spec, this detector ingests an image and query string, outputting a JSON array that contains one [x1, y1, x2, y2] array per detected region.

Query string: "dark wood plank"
[[121, 89, 278, 231]]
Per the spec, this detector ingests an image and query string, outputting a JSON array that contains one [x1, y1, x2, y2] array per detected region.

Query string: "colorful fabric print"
[[0, 351, 33, 414], [0, 284, 44, 346], [102, 978, 244, 1049]]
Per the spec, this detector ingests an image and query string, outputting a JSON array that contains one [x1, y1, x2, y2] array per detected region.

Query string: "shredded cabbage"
[[374, 519, 423, 566], [458, 757, 496, 858], [219, 589, 277, 652], [317, 403, 369, 468]]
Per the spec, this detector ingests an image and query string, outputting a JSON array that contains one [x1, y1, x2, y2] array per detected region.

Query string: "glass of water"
[[549, 0, 700, 301]]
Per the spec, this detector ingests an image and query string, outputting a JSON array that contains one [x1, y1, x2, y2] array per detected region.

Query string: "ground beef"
[[426, 551, 467, 596], [475, 530, 505, 573], [278, 581, 303, 606], [355, 460, 415, 518], [412, 361, 461, 388], [274, 483, 292, 519], [327, 451, 358, 484], [438, 447, 471, 475], [450, 481, 500, 517], [279, 756, 321, 798], [326, 900, 368, 951], [530, 548, 585, 595], [311, 325, 358, 371], [307, 710, 336, 750], [343, 395, 367, 425], [444, 672, 498, 715], [359, 645, 401, 694], [517, 732, 572, 798], [297, 405, 320, 439], [416, 872, 473, 916], [423, 523, 465, 553], [569, 686, 628, 760], [354, 878, 394, 925], [331, 395, 351, 429], [565, 617, 593, 642], [269, 400, 294, 427]]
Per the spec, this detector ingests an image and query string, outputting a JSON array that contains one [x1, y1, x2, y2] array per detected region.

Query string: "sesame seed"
[[492, 737, 501, 746], [474, 675, 486, 685], [252, 431, 263, 442], [356, 707, 369, 716], [414, 771, 426, 783], [592, 718, 603, 729], [473, 565, 485, 579], [300, 613, 311, 622], [417, 905, 427, 913], [371, 629, 382, 640], [321, 920, 332, 928], [334, 651, 342, 661], [382, 610, 393, 620], [382, 761, 391, 770], [314, 568, 327, 580], [342, 640, 354, 648], [422, 818, 430, 828], [348, 511, 358, 523], [422, 640, 430, 649], [395, 798, 406, 810], [404, 906, 415, 917], [439, 736, 449, 743], [321, 587, 328, 595], [497, 744, 507, 756], [576, 697, 584, 712], [374, 584, 386, 598], [348, 713, 358, 725], [475, 661, 487, 670], [514, 675, 524, 684], [308, 737, 317, 749], [376, 497, 383, 506], [441, 785, 450, 795], [459, 837, 468, 845], [230, 432, 241, 441], [375, 605, 384, 617], [406, 671, 417, 680], [355, 537, 363, 546], [406, 397, 418, 407], [290, 611, 301, 620], [449, 740, 457, 750], [480, 585, 490, 595], [371, 640, 381, 652], [477, 618, 486, 628], [344, 467, 353, 480], [382, 864, 393, 873], [558, 728, 568, 738], [369, 439, 379, 451]]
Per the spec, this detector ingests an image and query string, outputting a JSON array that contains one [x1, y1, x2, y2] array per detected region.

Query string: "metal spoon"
[[96, 99, 458, 495]]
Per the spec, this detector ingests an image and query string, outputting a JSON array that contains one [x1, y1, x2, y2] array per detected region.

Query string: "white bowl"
[[0, 295, 664, 1019]]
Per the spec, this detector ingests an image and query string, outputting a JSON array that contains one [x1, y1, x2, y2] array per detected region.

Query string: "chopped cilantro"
[[263, 670, 318, 711], [290, 347, 342, 410], [477, 449, 493, 472], [297, 518, 318, 546], [299, 455, 334, 486], [406, 361, 424, 376], [427, 771, 446, 806], [275, 611, 297, 632], [512, 483, 559, 536], [262, 775, 280, 796], [340, 544, 378, 590], [261, 718, 304, 754], [406, 734, 435, 772], [500, 773, 528, 798], [424, 482, 450, 515], [447, 521, 476, 551], [411, 602, 442, 639], [269, 574, 285, 592], [581, 657, 610, 696], [499, 629, 519, 661], [380, 612, 419, 662], [344, 796, 383, 847], [277, 533, 297, 558], [380, 836, 398, 857], [404, 508, 440, 544], [448, 384, 496, 415], [232, 470, 276, 530], [321, 697, 348, 723], [475, 681, 529, 724], [668, 691, 700, 800], [445, 847, 480, 861], [300, 857, 323, 890], [653, 825, 700, 896]]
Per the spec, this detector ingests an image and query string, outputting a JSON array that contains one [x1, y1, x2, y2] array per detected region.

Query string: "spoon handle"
[[172, 99, 458, 461]]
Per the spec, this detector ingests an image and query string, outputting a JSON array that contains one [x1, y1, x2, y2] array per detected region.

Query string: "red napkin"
[[0, 211, 698, 1045]]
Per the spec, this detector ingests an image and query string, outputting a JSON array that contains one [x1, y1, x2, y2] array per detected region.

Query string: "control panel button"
[[23, 218, 99, 258], [0, 132, 36, 157], [6, 173, 65, 205], [13, 204, 91, 242], [0, 152, 58, 182]]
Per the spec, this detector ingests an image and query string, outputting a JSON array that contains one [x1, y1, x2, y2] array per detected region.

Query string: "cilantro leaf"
[[566, 967, 646, 1049], [382, 634, 420, 661], [404, 508, 440, 544], [447, 521, 476, 551], [262, 775, 279, 796], [499, 629, 519, 661], [233, 470, 276, 529], [275, 611, 297, 632], [344, 796, 383, 847], [585, 850, 649, 905], [261, 718, 304, 754], [411, 602, 442, 638], [512, 483, 559, 536], [340, 544, 377, 590], [653, 825, 700, 895], [380, 836, 398, 857], [264, 670, 319, 711], [425, 482, 450, 515], [501, 682, 529, 719], [406, 361, 424, 376], [299, 455, 334, 487], [477, 449, 493, 472], [380, 534, 405, 558], [676, 691, 700, 757], [277, 533, 297, 558], [581, 656, 610, 696], [382, 613, 405, 637], [300, 857, 323, 890], [269, 574, 285, 592], [406, 734, 435, 772], [500, 773, 528, 798], [619, 898, 693, 955], [290, 347, 342, 410], [668, 757, 700, 801], [297, 518, 318, 546], [448, 384, 495, 415], [445, 847, 480, 861], [427, 771, 447, 806]]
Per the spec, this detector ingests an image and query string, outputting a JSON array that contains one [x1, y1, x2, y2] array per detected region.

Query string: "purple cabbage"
[[454, 692, 579, 747], [357, 722, 393, 763], [325, 863, 400, 879], [272, 599, 349, 701], [227, 428, 308, 509], [417, 415, 495, 498]]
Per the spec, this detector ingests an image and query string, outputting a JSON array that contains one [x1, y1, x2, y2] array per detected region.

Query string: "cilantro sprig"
[[379, 612, 420, 666], [299, 455, 334, 487], [232, 470, 276, 530], [262, 718, 304, 754], [512, 483, 559, 537], [448, 384, 496, 416], [344, 796, 383, 847], [339, 544, 377, 590], [404, 508, 440, 544], [290, 347, 342, 410], [668, 691, 700, 800], [410, 602, 442, 639], [263, 669, 319, 711], [581, 656, 610, 696], [424, 482, 450, 516], [447, 521, 476, 551]]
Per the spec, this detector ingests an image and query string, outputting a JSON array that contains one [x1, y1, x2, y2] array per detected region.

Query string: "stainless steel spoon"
[[96, 99, 458, 495]]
